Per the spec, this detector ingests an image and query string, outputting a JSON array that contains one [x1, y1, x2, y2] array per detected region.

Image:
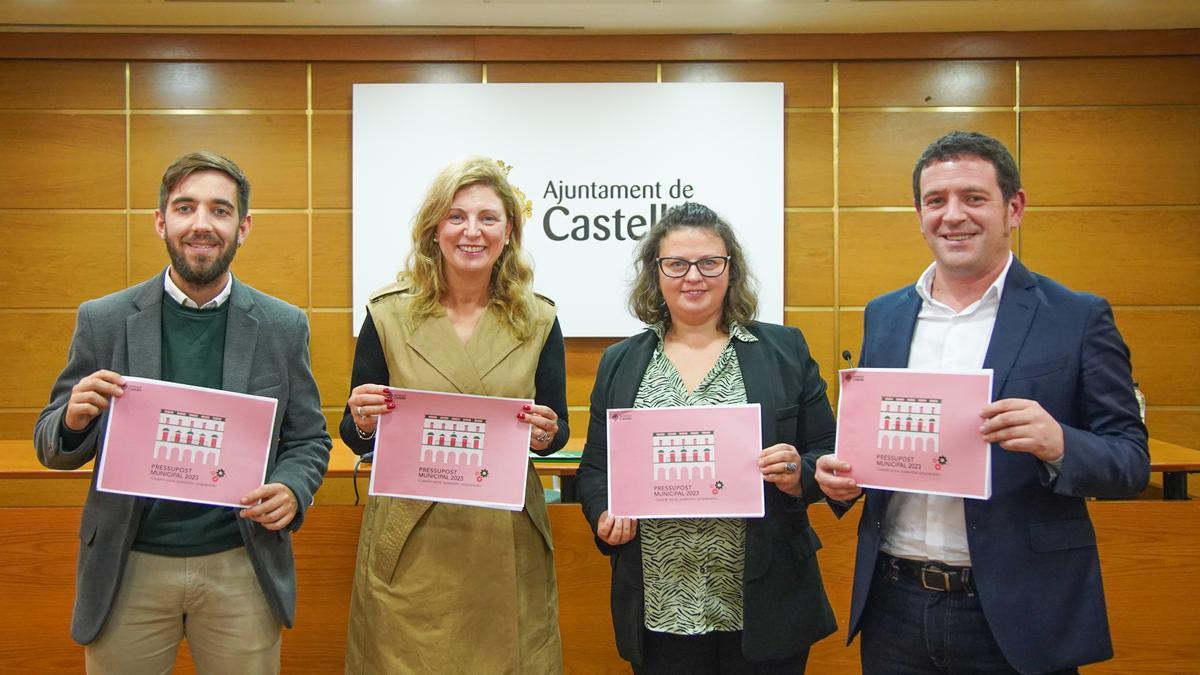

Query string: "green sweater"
[[132, 294, 243, 556]]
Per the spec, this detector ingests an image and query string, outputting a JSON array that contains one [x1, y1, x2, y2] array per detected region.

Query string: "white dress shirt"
[[878, 254, 1013, 566], [163, 268, 232, 309]]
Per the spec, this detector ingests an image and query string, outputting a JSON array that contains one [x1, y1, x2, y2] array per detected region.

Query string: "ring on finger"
[[784, 461, 798, 474], [535, 431, 552, 443], [357, 406, 365, 418]]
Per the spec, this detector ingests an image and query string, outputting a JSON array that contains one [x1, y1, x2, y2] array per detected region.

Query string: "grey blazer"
[[33, 272, 332, 645]]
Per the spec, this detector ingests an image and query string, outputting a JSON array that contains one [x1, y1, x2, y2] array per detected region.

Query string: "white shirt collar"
[[914, 252, 1013, 314], [163, 267, 233, 310]]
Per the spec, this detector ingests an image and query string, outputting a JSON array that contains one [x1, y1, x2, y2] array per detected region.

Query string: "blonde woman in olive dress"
[[340, 158, 568, 673]]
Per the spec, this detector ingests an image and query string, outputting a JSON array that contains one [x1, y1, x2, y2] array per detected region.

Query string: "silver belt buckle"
[[921, 566, 952, 592]]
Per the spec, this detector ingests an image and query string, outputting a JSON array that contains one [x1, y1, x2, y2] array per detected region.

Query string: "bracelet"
[[354, 422, 376, 440]]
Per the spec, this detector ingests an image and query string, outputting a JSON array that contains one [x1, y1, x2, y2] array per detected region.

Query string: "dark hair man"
[[34, 151, 331, 674], [817, 131, 1148, 674]]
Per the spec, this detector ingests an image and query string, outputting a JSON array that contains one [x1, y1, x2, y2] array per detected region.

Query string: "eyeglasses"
[[655, 256, 731, 278]]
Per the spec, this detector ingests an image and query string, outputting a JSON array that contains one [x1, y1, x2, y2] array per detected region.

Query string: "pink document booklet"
[[98, 377, 277, 508], [607, 404, 765, 519], [835, 368, 993, 499], [370, 388, 533, 511]]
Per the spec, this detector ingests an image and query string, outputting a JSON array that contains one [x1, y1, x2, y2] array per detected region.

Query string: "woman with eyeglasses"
[[575, 202, 838, 673]]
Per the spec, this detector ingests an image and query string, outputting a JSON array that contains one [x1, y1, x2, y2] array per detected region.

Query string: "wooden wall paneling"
[[839, 60, 1016, 107], [785, 112, 834, 207], [1145, 408, 1200, 455], [280, 508, 361, 671], [1020, 109, 1200, 206], [839, 308, 866, 370], [0, 313, 78, 408], [1020, 208, 1200, 305], [839, 111, 1016, 206], [566, 408, 590, 450], [310, 62, 483, 110], [0, 33, 482, 63], [0, 60, 125, 109], [124, 213, 164, 281], [0, 412, 40, 441], [0, 213, 126, 308], [128, 212, 309, 307], [312, 212, 352, 309], [1021, 56, 1200, 106], [838, 210, 930, 306], [783, 310, 836, 391], [4, 30, 1199, 64], [1090, 502, 1200, 673], [660, 61, 833, 108], [0, 507, 84, 673], [230, 213, 310, 306], [1112, 309, 1200, 407], [129, 113, 308, 210], [0, 474, 90, 505], [2, 500, 1198, 673], [129, 62, 307, 110], [0, 113, 125, 209], [311, 112, 351, 209], [547, 504, 627, 673], [471, 31, 1200, 63], [785, 211, 834, 306], [484, 61, 657, 83], [309, 311, 355, 415], [322, 410, 347, 444], [807, 505, 859, 673], [564, 337, 618, 407]]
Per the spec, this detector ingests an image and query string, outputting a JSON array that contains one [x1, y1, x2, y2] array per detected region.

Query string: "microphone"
[[352, 451, 374, 506], [842, 350, 854, 368]]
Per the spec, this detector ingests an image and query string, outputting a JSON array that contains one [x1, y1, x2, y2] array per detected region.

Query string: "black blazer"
[[576, 321, 839, 665]]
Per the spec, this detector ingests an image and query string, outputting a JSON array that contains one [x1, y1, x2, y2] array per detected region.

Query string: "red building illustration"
[[154, 409, 224, 465], [877, 396, 942, 452], [652, 430, 716, 481], [420, 414, 486, 466]]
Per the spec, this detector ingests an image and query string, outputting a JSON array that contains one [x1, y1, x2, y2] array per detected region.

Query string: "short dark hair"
[[912, 131, 1021, 203], [159, 151, 251, 222], [628, 201, 758, 330]]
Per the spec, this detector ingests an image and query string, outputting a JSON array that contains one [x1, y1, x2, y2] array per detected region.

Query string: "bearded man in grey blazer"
[[34, 151, 332, 675]]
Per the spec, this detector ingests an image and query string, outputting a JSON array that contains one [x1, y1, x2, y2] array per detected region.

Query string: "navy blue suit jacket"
[[847, 258, 1148, 674]]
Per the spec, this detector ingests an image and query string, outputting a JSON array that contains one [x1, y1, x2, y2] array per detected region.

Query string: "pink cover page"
[[97, 376, 277, 508], [607, 404, 764, 519], [835, 368, 993, 499], [370, 388, 533, 511]]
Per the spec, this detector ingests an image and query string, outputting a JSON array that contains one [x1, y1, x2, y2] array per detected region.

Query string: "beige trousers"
[[85, 547, 281, 675]]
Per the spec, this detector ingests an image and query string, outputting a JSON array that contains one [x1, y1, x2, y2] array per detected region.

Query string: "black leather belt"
[[879, 552, 974, 593]]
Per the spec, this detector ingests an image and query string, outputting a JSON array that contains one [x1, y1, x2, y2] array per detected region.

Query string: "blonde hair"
[[400, 157, 539, 339]]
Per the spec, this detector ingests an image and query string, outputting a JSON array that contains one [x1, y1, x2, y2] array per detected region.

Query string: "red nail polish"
[[383, 388, 391, 395], [386, 402, 395, 409], [517, 412, 526, 419], [523, 404, 531, 411]]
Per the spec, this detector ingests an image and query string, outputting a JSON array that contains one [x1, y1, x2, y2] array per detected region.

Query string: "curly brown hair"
[[628, 202, 758, 331]]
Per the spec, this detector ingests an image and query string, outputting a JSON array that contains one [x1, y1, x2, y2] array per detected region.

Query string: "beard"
[[165, 235, 239, 287]]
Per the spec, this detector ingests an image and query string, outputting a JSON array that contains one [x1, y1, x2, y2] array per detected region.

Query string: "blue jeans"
[[860, 556, 1078, 675]]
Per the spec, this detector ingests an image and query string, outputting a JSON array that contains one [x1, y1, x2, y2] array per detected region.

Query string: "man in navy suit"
[[816, 131, 1148, 674]]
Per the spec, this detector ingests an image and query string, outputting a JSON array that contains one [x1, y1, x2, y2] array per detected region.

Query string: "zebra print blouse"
[[636, 322, 757, 635]]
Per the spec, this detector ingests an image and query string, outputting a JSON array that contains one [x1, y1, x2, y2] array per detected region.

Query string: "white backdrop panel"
[[353, 82, 783, 337]]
